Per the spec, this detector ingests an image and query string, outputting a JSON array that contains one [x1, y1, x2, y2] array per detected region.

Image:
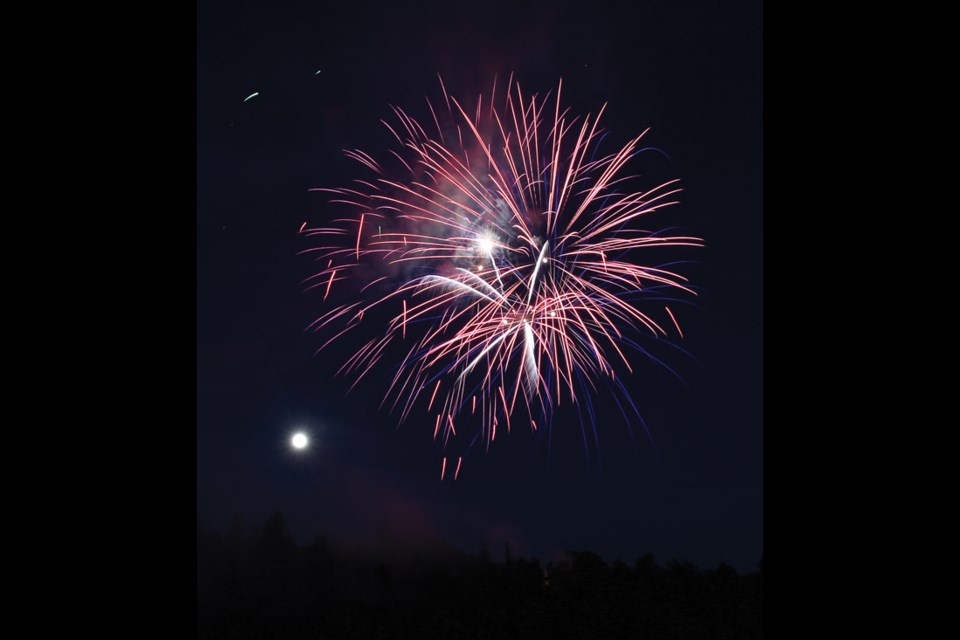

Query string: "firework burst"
[[302, 75, 702, 475]]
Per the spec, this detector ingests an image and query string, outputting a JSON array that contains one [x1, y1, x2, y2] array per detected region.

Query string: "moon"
[[291, 432, 309, 450]]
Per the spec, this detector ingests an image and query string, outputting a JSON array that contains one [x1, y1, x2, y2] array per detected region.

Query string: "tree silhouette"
[[197, 512, 762, 639]]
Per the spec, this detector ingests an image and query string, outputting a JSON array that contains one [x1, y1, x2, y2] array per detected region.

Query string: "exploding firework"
[[302, 75, 702, 476]]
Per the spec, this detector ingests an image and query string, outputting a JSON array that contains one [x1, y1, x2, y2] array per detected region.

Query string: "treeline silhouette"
[[198, 513, 762, 639]]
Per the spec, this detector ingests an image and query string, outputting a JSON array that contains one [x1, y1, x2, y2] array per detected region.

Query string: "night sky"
[[197, 0, 762, 571]]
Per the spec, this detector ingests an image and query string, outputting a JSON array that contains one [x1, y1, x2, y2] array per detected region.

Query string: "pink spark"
[[356, 213, 364, 261], [323, 270, 336, 301], [665, 306, 684, 339]]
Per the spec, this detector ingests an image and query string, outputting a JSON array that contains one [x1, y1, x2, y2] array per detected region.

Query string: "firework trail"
[[303, 75, 702, 475]]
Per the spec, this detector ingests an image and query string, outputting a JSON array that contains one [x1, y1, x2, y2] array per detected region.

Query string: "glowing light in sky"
[[303, 75, 701, 474], [291, 432, 309, 450]]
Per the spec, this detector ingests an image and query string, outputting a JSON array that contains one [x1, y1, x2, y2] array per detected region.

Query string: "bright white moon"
[[291, 432, 309, 450]]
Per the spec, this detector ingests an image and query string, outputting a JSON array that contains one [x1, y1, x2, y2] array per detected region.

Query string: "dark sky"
[[197, 0, 762, 571]]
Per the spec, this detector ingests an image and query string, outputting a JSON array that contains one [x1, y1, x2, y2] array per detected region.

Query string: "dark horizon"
[[198, 0, 762, 575], [198, 510, 762, 638]]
